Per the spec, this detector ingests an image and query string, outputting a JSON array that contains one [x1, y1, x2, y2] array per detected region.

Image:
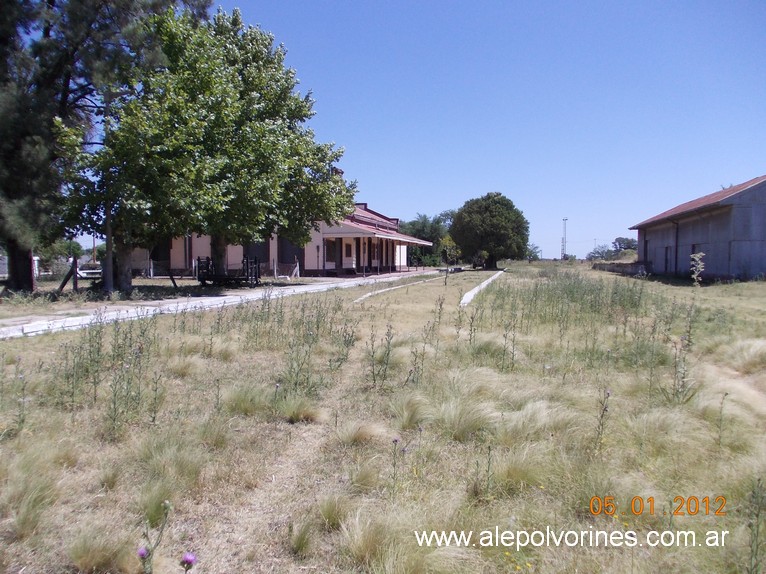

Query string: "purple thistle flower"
[[137, 546, 149, 560], [180, 552, 197, 571]]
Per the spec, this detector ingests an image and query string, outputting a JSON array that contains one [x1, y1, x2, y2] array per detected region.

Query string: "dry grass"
[[434, 396, 497, 442], [350, 462, 382, 494], [390, 393, 433, 430], [68, 523, 135, 573], [337, 420, 391, 446], [341, 511, 392, 567], [318, 494, 351, 531], [276, 395, 327, 424], [0, 266, 764, 573], [720, 338, 766, 374], [1, 446, 59, 540], [288, 518, 314, 558]]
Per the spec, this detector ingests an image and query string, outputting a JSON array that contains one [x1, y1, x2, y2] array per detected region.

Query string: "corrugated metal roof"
[[630, 174, 766, 229]]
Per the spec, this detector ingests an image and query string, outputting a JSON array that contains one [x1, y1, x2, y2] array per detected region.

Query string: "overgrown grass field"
[[0, 263, 764, 573]]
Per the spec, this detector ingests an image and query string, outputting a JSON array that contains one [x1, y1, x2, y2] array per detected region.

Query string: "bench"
[[196, 257, 261, 287]]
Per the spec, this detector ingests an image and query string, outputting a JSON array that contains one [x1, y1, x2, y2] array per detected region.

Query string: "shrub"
[[341, 512, 390, 567], [318, 495, 350, 531]]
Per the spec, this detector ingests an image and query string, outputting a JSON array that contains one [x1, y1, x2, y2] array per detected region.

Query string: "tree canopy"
[[399, 212, 451, 265], [612, 237, 638, 252], [450, 192, 529, 268], [0, 0, 210, 291], [64, 8, 355, 291], [526, 243, 541, 261], [586, 236, 638, 261], [586, 244, 615, 261], [2, 2, 354, 292]]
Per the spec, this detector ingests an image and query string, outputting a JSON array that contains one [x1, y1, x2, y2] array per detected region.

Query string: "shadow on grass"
[[1, 282, 229, 304]]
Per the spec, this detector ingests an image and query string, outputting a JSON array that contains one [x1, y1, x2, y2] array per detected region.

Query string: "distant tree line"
[[586, 237, 638, 261], [399, 210, 455, 267]]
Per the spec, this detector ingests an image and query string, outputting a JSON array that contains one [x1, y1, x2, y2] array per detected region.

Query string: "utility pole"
[[561, 218, 568, 260]]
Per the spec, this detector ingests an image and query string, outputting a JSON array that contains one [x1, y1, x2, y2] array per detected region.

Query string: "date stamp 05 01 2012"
[[589, 496, 727, 517]]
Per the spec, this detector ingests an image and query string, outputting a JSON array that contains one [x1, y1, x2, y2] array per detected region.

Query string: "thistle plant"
[[1, 360, 29, 441], [468, 306, 481, 347], [594, 387, 611, 456], [412, 425, 425, 479], [366, 323, 394, 388], [690, 251, 705, 287], [329, 318, 358, 371], [717, 392, 729, 449], [179, 552, 197, 572], [500, 309, 519, 372], [148, 372, 163, 425], [283, 338, 314, 393], [137, 500, 197, 574], [138, 500, 171, 574], [406, 342, 426, 387], [663, 252, 705, 401], [14, 360, 28, 436], [390, 437, 402, 499], [645, 314, 661, 389], [662, 318, 697, 404], [433, 295, 445, 330], [746, 477, 764, 574], [468, 445, 494, 503]]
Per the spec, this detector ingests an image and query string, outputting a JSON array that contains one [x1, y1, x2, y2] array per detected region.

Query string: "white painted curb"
[[0, 272, 439, 340], [459, 270, 505, 307]]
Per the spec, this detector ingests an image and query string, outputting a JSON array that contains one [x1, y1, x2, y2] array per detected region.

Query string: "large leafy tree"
[[612, 236, 638, 252], [70, 9, 355, 291], [450, 192, 529, 268], [586, 244, 615, 261], [69, 10, 239, 290], [205, 10, 355, 270], [526, 242, 541, 261], [400, 214, 448, 246], [0, 0, 210, 291]]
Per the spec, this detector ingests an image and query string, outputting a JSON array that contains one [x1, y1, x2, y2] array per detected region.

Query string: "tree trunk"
[[486, 254, 498, 269], [115, 241, 134, 293], [6, 238, 36, 292], [210, 234, 228, 276]]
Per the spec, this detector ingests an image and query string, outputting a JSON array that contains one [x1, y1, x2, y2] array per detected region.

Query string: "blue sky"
[[213, 1, 766, 259]]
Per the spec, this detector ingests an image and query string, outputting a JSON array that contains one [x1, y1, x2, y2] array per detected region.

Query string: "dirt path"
[[198, 421, 333, 573]]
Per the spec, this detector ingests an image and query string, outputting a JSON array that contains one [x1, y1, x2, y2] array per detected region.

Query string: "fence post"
[[72, 256, 78, 292]]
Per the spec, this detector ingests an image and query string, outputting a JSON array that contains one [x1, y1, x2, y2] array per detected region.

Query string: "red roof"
[[347, 203, 400, 232], [321, 202, 432, 246], [341, 219, 433, 246], [630, 175, 766, 229]]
